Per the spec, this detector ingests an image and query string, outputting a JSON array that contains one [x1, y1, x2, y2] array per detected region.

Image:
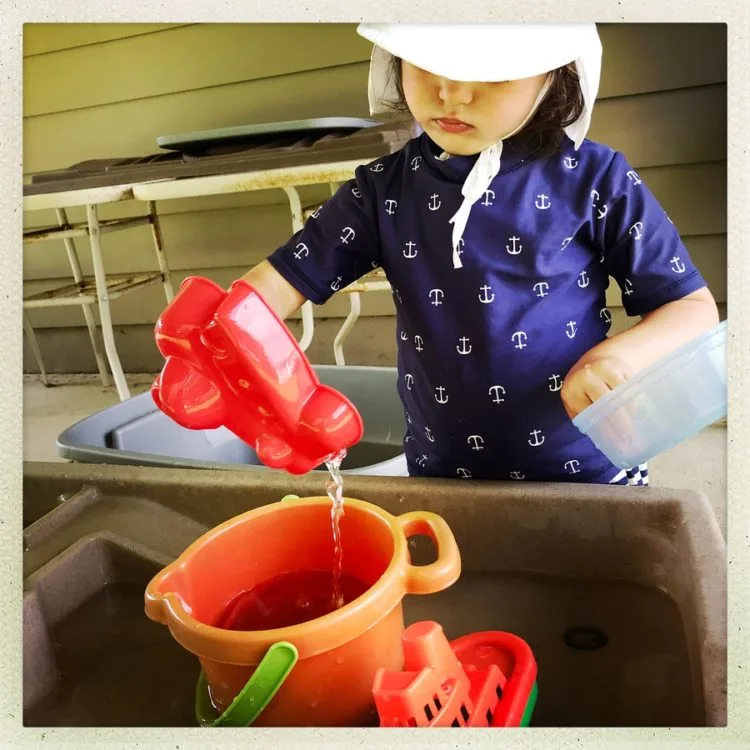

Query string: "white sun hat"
[[356, 23, 602, 268]]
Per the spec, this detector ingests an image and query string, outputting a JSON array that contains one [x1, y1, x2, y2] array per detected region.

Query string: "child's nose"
[[437, 78, 474, 106]]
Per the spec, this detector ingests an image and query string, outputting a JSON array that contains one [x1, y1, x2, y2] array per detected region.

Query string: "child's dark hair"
[[386, 56, 585, 156]]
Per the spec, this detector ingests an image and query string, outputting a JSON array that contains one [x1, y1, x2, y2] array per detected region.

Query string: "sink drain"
[[563, 626, 608, 651]]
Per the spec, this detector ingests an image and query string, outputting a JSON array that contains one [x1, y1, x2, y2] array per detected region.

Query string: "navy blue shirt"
[[268, 133, 707, 483]]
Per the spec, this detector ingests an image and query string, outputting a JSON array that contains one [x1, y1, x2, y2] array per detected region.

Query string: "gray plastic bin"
[[57, 365, 408, 476]]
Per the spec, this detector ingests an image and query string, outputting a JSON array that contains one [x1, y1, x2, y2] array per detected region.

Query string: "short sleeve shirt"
[[268, 133, 707, 482]]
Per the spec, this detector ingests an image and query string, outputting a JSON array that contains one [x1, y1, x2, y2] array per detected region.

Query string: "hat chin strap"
[[448, 75, 552, 269]]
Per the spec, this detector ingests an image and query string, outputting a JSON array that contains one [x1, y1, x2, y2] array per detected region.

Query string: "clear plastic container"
[[572, 321, 727, 468]]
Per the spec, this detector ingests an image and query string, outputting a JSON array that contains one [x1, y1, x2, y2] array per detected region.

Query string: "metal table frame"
[[23, 159, 394, 400]]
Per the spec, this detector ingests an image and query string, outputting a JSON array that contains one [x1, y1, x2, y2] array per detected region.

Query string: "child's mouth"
[[435, 118, 474, 134]]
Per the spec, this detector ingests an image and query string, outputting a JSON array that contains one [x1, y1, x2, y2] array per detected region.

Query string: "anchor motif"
[[482, 189, 496, 206], [404, 373, 414, 390], [330, 276, 343, 292], [293, 242, 309, 260], [403, 241, 417, 259], [410, 156, 422, 171], [564, 459, 581, 475], [506, 236, 523, 255], [467, 435, 485, 451], [577, 270, 590, 288], [457, 468, 472, 479], [597, 204, 609, 220], [400, 330, 408, 341], [351, 186, 362, 198], [600, 251, 605, 264], [428, 193, 441, 211], [626, 170, 643, 186], [425, 426, 435, 443], [566, 320, 578, 339], [670, 256, 686, 273], [561, 237, 573, 250], [385, 199, 398, 215], [371, 261, 379, 268], [535, 194, 551, 210], [548, 374, 562, 392], [512, 331, 528, 350], [509, 471, 526, 480], [479, 285, 495, 303], [416, 454, 428, 468], [591, 189, 608, 219], [435, 386, 449, 404], [534, 281, 549, 298], [600, 307, 612, 325], [489, 385, 506, 403], [564, 156, 578, 169], [456, 237, 465, 259], [429, 289, 444, 306], [629, 222, 644, 240], [310, 206, 322, 219], [370, 163, 384, 173], [392, 287, 403, 304], [340, 226, 356, 244], [414, 335, 424, 352], [528, 429, 545, 447], [456, 336, 472, 355], [405, 410, 412, 424], [405, 435, 414, 443], [623, 278, 634, 296]]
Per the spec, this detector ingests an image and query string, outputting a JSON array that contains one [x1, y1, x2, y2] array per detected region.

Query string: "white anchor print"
[[561, 237, 573, 250], [467, 435, 485, 451], [371, 260, 379, 268], [548, 374, 562, 392], [512, 331, 528, 350], [456, 337, 472, 355], [404, 373, 414, 390], [435, 386, 449, 404], [414, 335, 424, 352], [416, 454, 428, 468], [351, 186, 362, 198], [564, 459, 581, 475], [479, 285, 495, 303], [564, 156, 579, 169], [392, 287, 403, 304], [400, 330, 408, 341], [481, 189, 496, 207], [428, 193, 441, 211], [293, 242, 309, 260], [670, 256, 686, 273], [489, 385, 506, 403], [410, 156, 422, 171], [405, 435, 414, 443], [509, 471, 525, 480], [534, 282, 550, 298], [340, 226, 356, 244], [591, 189, 609, 220], [626, 170, 643, 186], [456, 237, 465, 259], [330, 276, 343, 292], [403, 241, 417, 259], [429, 289, 444, 306], [310, 205, 322, 219], [528, 429, 545, 447], [535, 194, 551, 210], [385, 199, 398, 215], [425, 426, 435, 443], [629, 222, 644, 240], [577, 270, 590, 288], [405, 410, 412, 424], [506, 236, 523, 255], [566, 321, 578, 339], [457, 468, 472, 479], [623, 278, 634, 296], [600, 307, 612, 325], [370, 163, 384, 172]]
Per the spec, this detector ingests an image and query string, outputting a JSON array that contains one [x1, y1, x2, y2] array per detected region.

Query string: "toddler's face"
[[400, 60, 549, 155]]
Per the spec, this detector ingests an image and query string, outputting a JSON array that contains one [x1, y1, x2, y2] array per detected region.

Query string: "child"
[[241, 23, 719, 485]]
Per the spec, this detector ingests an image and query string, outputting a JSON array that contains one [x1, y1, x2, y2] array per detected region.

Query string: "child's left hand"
[[560, 355, 635, 419]]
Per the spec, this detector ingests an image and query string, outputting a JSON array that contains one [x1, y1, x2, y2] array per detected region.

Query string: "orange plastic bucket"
[[144, 496, 461, 726]]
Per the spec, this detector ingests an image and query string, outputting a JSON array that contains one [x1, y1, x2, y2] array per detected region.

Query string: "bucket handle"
[[397, 511, 461, 595]]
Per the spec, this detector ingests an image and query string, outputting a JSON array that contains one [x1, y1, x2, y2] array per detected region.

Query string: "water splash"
[[325, 449, 347, 609]]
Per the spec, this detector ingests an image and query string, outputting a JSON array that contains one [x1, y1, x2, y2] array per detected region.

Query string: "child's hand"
[[560, 355, 634, 419]]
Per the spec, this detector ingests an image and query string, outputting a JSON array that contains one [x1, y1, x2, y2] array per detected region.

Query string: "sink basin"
[[22, 461, 726, 727]]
